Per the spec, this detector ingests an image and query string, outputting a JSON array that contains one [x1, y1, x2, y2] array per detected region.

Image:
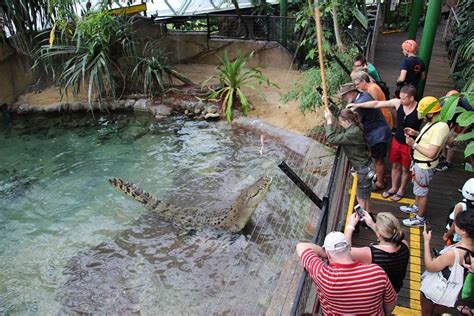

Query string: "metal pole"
[[310, 0, 329, 111], [280, 0, 288, 47], [417, 0, 442, 98], [408, 0, 424, 39]]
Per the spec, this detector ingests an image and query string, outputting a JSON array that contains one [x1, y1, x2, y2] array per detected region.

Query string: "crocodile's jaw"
[[228, 176, 272, 232]]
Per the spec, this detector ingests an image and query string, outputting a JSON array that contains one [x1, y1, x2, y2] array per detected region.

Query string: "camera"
[[366, 169, 376, 181], [354, 204, 364, 219]]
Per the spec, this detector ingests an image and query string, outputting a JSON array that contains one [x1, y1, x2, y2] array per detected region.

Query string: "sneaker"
[[400, 204, 419, 214], [403, 217, 425, 227], [436, 161, 452, 171]]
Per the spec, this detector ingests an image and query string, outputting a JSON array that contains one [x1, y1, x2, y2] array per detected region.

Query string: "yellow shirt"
[[414, 121, 449, 169]]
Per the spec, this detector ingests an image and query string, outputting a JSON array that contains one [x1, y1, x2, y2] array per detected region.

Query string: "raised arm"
[[347, 99, 399, 110], [423, 224, 455, 272]]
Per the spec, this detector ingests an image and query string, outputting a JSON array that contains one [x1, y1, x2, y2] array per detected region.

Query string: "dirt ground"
[[175, 64, 324, 135], [22, 64, 324, 135]]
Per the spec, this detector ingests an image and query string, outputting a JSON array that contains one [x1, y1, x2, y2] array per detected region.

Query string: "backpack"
[[375, 80, 390, 100]]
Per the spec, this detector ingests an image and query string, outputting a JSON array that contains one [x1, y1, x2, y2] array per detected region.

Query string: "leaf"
[[465, 142, 474, 158], [457, 111, 474, 127], [455, 131, 474, 142]]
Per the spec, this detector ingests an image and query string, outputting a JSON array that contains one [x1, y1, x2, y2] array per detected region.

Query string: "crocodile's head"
[[227, 175, 272, 232]]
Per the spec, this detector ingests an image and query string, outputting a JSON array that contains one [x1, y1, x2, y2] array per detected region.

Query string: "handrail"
[[289, 146, 343, 315]]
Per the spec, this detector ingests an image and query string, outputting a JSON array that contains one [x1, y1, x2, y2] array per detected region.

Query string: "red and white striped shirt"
[[301, 248, 397, 315]]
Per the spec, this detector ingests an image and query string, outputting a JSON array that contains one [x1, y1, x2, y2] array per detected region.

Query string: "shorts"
[[370, 142, 388, 160], [412, 163, 435, 196], [356, 167, 372, 200], [389, 138, 412, 169]]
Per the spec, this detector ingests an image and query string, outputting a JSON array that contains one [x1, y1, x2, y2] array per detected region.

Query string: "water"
[[0, 112, 314, 314]]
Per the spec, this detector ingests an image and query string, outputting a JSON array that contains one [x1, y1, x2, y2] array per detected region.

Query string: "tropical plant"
[[132, 41, 172, 97], [36, 10, 137, 106], [281, 46, 357, 113], [203, 51, 277, 122], [422, 92, 474, 158]]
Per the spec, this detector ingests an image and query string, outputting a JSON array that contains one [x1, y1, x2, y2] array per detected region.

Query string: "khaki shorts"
[[412, 163, 435, 196]]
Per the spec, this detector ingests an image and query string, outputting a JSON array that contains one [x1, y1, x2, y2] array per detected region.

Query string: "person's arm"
[[397, 69, 407, 83], [405, 137, 441, 159], [296, 242, 327, 259], [420, 71, 426, 80], [423, 224, 455, 272], [347, 99, 398, 110], [345, 212, 360, 245], [383, 300, 397, 316], [443, 203, 463, 242], [324, 124, 355, 145], [382, 278, 397, 315]]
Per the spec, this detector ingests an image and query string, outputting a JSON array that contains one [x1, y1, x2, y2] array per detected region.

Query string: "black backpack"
[[375, 80, 391, 100]]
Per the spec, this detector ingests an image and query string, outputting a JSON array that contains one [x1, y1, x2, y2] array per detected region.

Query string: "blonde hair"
[[376, 212, 405, 244]]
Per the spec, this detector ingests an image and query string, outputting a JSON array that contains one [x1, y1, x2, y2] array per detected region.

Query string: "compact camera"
[[366, 169, 376, 181]]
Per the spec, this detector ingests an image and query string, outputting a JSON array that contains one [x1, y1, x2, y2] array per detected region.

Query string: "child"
[[444, 178, 474, 244]]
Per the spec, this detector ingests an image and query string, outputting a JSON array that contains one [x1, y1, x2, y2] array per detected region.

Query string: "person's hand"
[[403, 127, 416, 136], [405, 135, 415, 147], [423, 223, 432, 242], [348, 212, 359, 226], [362, 210, 375, 227], [442, 232, 451, 242], [324, 107, 333, 124], [346, 103, 357, 109]]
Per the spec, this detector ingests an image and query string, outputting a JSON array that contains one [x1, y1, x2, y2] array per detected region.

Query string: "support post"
[[310, 0, 329, 111], [408, 0, 424, 39], [417, 0, 442, 99], [280, 0, 288, 47]]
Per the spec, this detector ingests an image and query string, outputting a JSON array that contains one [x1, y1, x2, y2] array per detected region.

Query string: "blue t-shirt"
[[354, 92, 391, 146], [400, 56, 425, 87]]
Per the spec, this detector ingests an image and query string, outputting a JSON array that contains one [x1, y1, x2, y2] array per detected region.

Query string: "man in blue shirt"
[[340, 83, 392, 190]]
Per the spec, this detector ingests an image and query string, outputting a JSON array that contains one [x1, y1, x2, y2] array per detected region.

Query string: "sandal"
[[382, 190, 396, 198], [457, 305, 474, 316], [391, 193, 404, 202]]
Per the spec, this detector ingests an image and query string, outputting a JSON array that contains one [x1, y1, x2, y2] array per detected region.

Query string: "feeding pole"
[[310, 0, 329, 111]]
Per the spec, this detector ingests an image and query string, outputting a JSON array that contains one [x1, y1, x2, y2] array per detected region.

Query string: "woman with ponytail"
[[345, 211, 410, 292], [324, 106, 374, 215]]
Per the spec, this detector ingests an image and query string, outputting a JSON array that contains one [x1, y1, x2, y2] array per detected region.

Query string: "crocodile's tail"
[[109, 178, 153, 205]]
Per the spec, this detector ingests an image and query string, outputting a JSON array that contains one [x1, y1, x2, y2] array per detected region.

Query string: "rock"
[[17, 103, 30, 113], [206, 105, 219, 114], [194, 108, 201, 114], [125, 99, 136, 109], [70, 101, 82, 111], [110, 100, 121, 110], [204, 112, 220, 120], [184, 109, 189, 115], [134, 99, 149, 111], [152, 104, 173, 116]]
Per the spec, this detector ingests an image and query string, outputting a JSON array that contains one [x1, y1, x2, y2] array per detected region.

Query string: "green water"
[[0, 112, 312, 314]]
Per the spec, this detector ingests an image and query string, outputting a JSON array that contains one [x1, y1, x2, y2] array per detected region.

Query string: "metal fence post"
[[206, 14, 210, 39]]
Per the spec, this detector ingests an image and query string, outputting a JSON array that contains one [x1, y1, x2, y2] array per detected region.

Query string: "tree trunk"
[[168, 69, 195, 85], [231, 0, 249, 37], [332, 1, 345, 53]]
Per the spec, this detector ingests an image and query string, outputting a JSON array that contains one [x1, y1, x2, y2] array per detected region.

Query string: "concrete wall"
[[133, 19, 294, 69], [0, 44, 33, 105]]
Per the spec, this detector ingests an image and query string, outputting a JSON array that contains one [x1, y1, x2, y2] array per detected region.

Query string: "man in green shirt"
[[354, 54, 381, 83]]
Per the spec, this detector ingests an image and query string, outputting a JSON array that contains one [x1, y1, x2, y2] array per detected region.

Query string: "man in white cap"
[[296, 232, 396, 315]]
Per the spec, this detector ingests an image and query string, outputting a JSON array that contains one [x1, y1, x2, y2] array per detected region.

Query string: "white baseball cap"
[[323, 231, 349, 252]]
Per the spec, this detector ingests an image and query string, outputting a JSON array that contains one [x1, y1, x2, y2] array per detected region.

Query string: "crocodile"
[[109, 176, 272, 233]]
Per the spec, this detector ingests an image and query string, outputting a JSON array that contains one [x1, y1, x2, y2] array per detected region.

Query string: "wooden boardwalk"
[[349, 20, 470, 314], [373, 19, 454, 99]]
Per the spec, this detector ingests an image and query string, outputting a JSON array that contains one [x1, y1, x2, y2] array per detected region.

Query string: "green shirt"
[[324, 123, 370, 168], [368, 63, 381, 82]]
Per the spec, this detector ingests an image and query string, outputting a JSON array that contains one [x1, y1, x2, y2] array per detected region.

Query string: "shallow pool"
[[0, 112, 315, 314]]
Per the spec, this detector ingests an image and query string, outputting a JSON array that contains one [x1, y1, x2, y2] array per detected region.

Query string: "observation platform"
[[349, 20, 470, 314]]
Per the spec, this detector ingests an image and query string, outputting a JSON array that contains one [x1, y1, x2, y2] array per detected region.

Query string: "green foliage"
[[203, 51, 277, 122], [281, 47, 357, 113], [36, 10, 137, 106], [447, 0, 473, 91], [132, 41, 172, 97], [434, 92, 474, 158]]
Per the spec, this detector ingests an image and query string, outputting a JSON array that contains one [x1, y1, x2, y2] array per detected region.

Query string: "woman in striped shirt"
[[345, 211, 410, 292]]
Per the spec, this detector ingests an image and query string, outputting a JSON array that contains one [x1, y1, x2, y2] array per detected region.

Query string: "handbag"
[[420, 246, 464, 307]]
